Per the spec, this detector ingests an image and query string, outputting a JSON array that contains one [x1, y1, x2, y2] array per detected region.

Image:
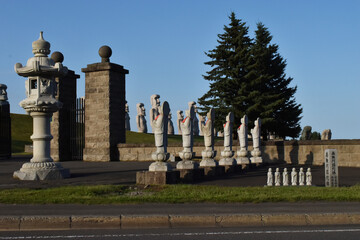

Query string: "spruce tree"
[[198, 12, 252, 132]]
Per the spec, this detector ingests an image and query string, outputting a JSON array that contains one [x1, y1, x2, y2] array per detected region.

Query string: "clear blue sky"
[[1, 0, 359, 139]]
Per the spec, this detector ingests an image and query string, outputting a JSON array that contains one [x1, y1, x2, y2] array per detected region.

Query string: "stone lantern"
[[13, 32, 70, 180]]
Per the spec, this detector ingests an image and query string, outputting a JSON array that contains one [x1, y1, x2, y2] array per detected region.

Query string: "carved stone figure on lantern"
[[168, 112, 174, 135], [291, 168, 298, 186], [250, 117, 263, 164], [176, 110, 184, 135], [13, 32, 69, 180], [188, 101, 199, 136], [125, 101, 131, 131], [306, 168, 312, 186], [283, 168, 289, 186], [149, 101, 172, 171], [275, 168, 281, 186], [237, 115, 249, 164], [200, 108, 217, 167], [267, 168, 273, 186], [177, 105, 199, 170], [136, 103, 147, 133], [149, 94, 160, 133], [198, 114, 206, 136], [219, 112, 236, 167]]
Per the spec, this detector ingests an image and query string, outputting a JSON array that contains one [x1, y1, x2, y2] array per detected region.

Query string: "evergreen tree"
[[198, 12, 252, 132], [198, 14, 302, 139]]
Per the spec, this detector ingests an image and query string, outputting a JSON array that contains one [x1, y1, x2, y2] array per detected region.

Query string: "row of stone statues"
[[147, 101, 263, 171], [267, 167, 312, 186]]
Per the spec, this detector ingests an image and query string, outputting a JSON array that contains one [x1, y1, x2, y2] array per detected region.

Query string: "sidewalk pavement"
[[0, 156, 360, 230]]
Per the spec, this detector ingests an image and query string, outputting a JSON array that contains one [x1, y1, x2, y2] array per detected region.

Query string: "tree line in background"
[[198, 12, 302, 140]]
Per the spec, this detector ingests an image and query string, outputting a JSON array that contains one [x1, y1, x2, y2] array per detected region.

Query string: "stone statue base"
[[13, 162, 70, 180], [149, 161, 172, 172], [179, 151, 195, 161], [200, 150, 217, 167], [250, 157, 263, 164], [219, 150, 235, 166], [177, 160, 199, 170], [151, 151, 170, 161], [236, 157, 250, 165]]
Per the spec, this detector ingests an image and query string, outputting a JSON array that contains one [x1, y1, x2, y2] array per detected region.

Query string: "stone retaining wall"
[[117, 140, 360, 167]]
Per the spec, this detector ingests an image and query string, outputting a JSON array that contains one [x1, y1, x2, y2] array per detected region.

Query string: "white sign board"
[[324, 149, 338, 187]]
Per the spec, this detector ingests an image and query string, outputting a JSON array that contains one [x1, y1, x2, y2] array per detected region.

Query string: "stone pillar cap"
[[32, 31, 51, 57]]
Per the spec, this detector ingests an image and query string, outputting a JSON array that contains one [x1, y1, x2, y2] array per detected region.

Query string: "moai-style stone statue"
[[13, 32, 69, 180], [125, 101, 130, 131], [299, 167, 305, 186], [300, 126, 312, 140], [200, 108, 217, 167], [149, 94, 160, 133], [267, 168, 273, 186], [306, 168, 312, 186], [188, 101, 199, 136], [283, 168, 289, 186], [176, 110, 184, 135], [149, 101, 171, 171], [219, 112, 236, 167], [291, 168, 298, 186], [177, 104, 198, 169], [0, 84, 11, 158], [237, 115, 249, 164], [136, 103, 147, 133], [275, 168, 281, 186], [168, 112, 174, 135], [198, 114, 205, 136], [250, 117, 262, 164], [321, 129, 332, 140]]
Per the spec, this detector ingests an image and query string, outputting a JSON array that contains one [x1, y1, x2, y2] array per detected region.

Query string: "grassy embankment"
[[0, 184, 359, 204]]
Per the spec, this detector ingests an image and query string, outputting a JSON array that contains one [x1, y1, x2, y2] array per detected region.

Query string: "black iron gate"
[[70, 98, 85, 160], [0, 104, 11, 158]]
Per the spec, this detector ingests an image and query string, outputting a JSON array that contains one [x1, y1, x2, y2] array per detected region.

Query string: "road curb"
[[0, 213, 359, 231]]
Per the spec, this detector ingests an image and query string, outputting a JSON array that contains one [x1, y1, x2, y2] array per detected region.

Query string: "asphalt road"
[[1, 226, 360, 240]]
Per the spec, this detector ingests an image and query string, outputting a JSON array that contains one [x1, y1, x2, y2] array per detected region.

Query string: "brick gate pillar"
[[82, 46, 129, 162], [50, 52, 80, 162]]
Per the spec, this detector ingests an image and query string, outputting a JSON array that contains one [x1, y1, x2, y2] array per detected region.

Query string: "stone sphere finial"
[[98, 45, 112, 63], [32, 31, 51, 57], [51, 51, 64, 63]]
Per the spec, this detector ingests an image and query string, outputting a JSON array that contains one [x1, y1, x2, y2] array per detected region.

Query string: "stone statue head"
[[150, 94, 160, 109], [284, 168, 287, 172], [268, 168, 272, 172], [255, 117, 261, 127], [0, 84, 8, 101], [136, 103, 145, 116], [125, 101, 129, 113], [300, 167, 303, 172], [276, 168, 279, 172], [292, 168, 296, 172], [177, 110, 183, 120], [207, 108, 215, 121], [226, 112, 234, 123], [241, 115, 248, 125], [307, 168, 311, 172]]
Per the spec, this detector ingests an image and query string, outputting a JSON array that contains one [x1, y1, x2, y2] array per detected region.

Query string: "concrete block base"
[[178, 168, 204, 182], [201, 166, 225, 178], [136, 171, 179, 185]]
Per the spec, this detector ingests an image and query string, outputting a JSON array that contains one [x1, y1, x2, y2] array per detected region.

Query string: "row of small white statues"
[[267, 167, 312, 186], [142, 95, 262, 171]]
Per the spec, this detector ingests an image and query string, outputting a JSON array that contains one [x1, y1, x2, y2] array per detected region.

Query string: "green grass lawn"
[[10, 113, 32, 153], [0, 184, 359, 204]]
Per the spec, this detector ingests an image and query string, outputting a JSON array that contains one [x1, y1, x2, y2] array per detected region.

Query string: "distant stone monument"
[[176, 110, 184, 135], [325, 149, 338, 187], [168, 112, 174, 135], [0, 84, 11, 159], [291, 168, 298, 186], [237, 115, 249, 164], [177, 105, 198, 170], [300, 126, 312, 140], [306, 168, 312, 186], [188, 101, 199, 136], [125, 101, 131, 131], [321, 129, 332, 140], [198, 114, 206, 136], [267, 168, 273, 186], [13, 32, 70, 180], [136, 103, 147, 133], [82, 45, 129, 161], [250, 117, 262, 164], [200, 108, 217, 167], [150, 94, 160, 133], [283, 168, 289, 186], [275, 168, 281, 186], [219, 112, 236, 167], [218, 131, 224, 137], [299, 167, 305, 186], [149, 101, 171, 171]]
